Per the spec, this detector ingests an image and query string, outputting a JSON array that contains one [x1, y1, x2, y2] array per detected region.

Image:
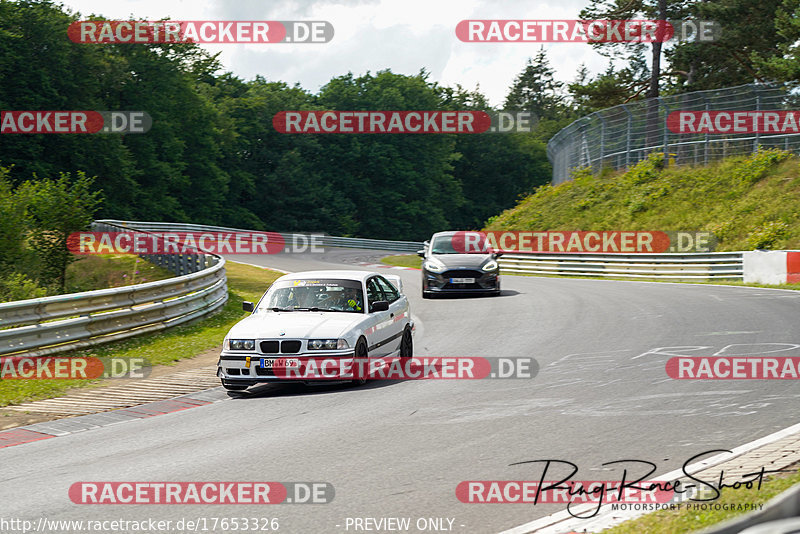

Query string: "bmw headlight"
[[308, 339, 349, 350], [424, 259, 445, 273], [227, 339, 255, 351], [482, 260, 499, 271]]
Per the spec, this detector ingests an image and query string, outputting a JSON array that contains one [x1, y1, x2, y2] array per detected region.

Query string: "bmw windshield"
[[257, 279, 364, 313]]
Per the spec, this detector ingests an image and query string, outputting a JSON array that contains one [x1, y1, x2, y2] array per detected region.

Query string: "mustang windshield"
[[257, 279, 364, 313]]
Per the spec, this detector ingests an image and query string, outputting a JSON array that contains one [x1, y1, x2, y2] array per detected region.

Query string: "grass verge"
[[381, 254, 422, 269], [602, 468, 800, 533], [485, 149, 800, 252], [0, 261, 281, 407], [65, 254, 174, 293]]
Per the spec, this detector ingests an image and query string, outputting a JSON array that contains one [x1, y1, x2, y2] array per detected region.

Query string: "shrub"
[[746, 220, 789, 249], [0, 272, 48, 302]]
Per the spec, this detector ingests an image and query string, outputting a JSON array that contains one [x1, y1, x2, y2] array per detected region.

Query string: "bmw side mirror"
[[417, 249, 425, 258], [370, 300, 389, 312], [242, 301, 254, 312]]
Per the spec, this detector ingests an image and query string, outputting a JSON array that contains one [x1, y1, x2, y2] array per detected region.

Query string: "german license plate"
[[260, 358, 300, 369], [450, 277, 475, 284]]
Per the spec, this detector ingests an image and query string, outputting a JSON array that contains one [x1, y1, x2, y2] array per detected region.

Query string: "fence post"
[[599, 114, 606, 172], [704, 100, 710, 165], [622, 104, 632, 168], [659, 98, 669, 167], [754, 94, 761, 152]]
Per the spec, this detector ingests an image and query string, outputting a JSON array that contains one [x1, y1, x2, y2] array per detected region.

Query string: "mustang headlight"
[[227, 339, 255, 351], [482, 260, 499, 271], [423, 259, 445, 273], [308, 339, 349, 350]]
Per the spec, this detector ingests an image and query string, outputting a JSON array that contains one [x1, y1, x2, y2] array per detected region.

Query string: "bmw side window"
[[375, 277, 399, 302], [366, 278, 385, 306]]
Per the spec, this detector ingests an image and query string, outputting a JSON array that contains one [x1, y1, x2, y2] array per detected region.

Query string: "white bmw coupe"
[[217, 270, 413, 390]]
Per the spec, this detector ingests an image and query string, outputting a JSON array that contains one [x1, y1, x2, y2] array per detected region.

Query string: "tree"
[[25, 172, 102, 292], [579, 0, 691, 99], [504, 48, 566, 120], [0, 166, 27, 271], [568, 53, 650, 112], [751, 0, 800, 84], [667, 0, 787, 92]]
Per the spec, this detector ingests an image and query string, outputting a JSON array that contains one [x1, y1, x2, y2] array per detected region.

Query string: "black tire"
[[221, 380, 248, 391], [351, 338, 369, 386], [400, 327, 413, 359]]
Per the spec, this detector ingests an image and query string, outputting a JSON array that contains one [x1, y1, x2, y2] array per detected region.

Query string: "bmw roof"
[[274, 270, 380, 283]]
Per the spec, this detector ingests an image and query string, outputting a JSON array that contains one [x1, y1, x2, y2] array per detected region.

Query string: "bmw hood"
[[227, 312, 363, 340]]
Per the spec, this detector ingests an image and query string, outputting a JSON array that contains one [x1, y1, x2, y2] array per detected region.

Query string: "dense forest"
[[1, 0, 799, 275]]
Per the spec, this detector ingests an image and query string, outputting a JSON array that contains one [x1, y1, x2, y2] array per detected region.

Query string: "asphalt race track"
[[4, 247, 800, 533]]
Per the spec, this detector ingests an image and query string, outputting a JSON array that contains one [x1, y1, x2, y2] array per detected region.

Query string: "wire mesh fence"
[[547, 83, 800, 184]]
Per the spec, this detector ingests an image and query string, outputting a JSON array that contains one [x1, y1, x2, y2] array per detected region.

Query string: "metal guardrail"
[[702, 483, 800, 534], [498, 251, 744, 280], [547, 83, 799, 184], [0, 217, 755, 358], [0, 222, 228, 358], [96, 220, 424, 253], [102, 220, 746, 281]]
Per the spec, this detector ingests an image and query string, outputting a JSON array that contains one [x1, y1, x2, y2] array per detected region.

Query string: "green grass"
[[602, 468, 800, 533], [0, 261, 281, 407], [486, 149, 800, 252], [0, 254, 176, 303], [381, 254, 422, 269], [64, 254, 174, 293]]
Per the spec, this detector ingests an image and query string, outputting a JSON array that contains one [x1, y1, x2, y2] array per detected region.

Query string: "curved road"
[[3, 247, 800, 533]]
